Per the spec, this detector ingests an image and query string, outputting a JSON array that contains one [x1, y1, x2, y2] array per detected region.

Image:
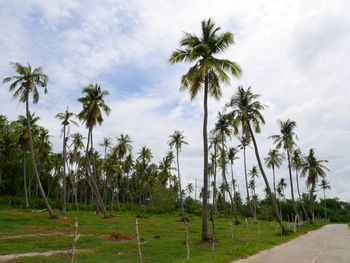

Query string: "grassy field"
[[0, 208, 325, 262]]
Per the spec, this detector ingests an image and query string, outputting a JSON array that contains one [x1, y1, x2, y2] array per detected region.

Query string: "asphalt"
[[232, 224, 350, 263]]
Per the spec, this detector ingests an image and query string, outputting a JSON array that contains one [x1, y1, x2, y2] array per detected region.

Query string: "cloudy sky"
[[1, 0, 349, 200]]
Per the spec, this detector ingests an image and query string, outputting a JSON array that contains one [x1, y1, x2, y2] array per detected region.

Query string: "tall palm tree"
[[319, 179, 331, 219], [301, 149, 329, 222], [169, 18, 241, 241], [291, 148, 309, 220], [18, 113, 39, 208], [264, 149, 284, 196], [56, 107, 78, 214], [169, 130, 188, 217], [270, 119, 300, 220], [226, 86, 283, 229], [77, 83, 111, 218], [277, 178, 287, 199], [3, 62, 57, 218], [115, 134, 132, 160], [248, 165, 259, 221], [186, 183, 194, 197], [212, 112, 240, 223], [136, 146, 153, 205]]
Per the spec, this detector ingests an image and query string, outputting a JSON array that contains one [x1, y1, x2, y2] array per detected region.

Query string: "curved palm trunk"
[[85, 128, 108, 218], [221, 136, 240, 224], [201, 73, 209, 241], [287, 151, 300, 220], [61, 125, 67, 214], [247, 123, 283, 229], [243, 145, 254, 218], [26, 99, 56, 218], [176, 147, 185, 217], [295, 168, 309, 221]]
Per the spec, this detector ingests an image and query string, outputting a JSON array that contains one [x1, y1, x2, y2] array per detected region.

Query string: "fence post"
[[136, 218, 143, 263], [184, 219, 190, 261], [71, 217, 80, 263]]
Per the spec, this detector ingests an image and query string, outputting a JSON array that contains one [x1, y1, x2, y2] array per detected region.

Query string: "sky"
[[0, 0, 349, 201]]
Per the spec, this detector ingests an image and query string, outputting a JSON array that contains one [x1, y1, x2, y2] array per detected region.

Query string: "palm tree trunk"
[[243, 145, 254, 218], [221, 136, 240, 224], [26, 99, 56, 218], [287, 151, 299, 220], [272, 165, 276, 197], [61, 125, 67, 214], [323, 189, 327, 219], [23, 152, 29, 208], [295, 168, 309, 221], [85, 128, 108, 218], [176, 147, 185, 217], [310, 185, 315, 223], [247, 122, 283, 229], [201, 72, 209, 241]]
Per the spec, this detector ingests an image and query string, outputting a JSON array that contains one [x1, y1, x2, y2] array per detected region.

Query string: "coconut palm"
[[115, 134, 132, 160], [3, 62, 57, 218], [300, 148, 329, 222], [238, 136, 255, 218], [212, 112, 240, 223], [291, 148, 309, 220], [264, 149, 284, 197], [56, 107, 78, 214], [248, 165, 259, 221], [136, 146, 153, 205], [270, 119, 300, 220], [169, 18, 241, 241], [226, 86, 283, 228], [169, 130, 188, 217], [277, 178, 287, 199], [77, 83, 111, 218], [320, 179, 331, 218], [186, 183, 194, 197], [228, 147, 239, 197], [100, 137, 112, 205]]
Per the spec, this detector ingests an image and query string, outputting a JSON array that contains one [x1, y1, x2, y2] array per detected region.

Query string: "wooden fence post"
[[136, 218, 143, 263], [184, 219, 190, 261], [71, 217, 80, 263]]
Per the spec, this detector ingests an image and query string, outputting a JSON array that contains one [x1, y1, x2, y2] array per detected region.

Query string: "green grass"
[[0, 208, 325, 262]]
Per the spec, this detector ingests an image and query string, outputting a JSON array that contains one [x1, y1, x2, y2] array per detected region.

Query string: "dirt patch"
[[107, 232, 132, 241], [0, 249, 89, 262]]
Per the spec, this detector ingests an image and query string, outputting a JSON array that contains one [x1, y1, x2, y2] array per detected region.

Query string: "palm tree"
[[238, 136, 254, 218], [18, 113, 39, 208], [100, 137, 112, 205], [319, 179, 331, 219], [228, 147, 239, 198], [264, 149, 284, 196], [248, 166, 259, 221], [115, 134, 132, 160], [301, 149, 329, 222], [277, 178, 287, 199], [169, 18, 241, 241], [186, 183, 194, 197], [136, 146, 153, 205], [70, 132, 84, 209], [168, 130, 188, 217], [270, 119, 300, 220], [226, 86, 283, 229], [212, 112, 240, 223], [56, 107, 78, 214], [291, 148, 309, 221], [77, 83, 111, 218], [3, 62, 57, 218]]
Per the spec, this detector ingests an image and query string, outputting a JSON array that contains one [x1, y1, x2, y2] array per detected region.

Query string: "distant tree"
[[320, 179, 331, 218], [301, 149, 329, 222], [264, 149, 283, 196]]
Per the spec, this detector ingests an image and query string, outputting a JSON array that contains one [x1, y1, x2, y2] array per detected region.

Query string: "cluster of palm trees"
[[1, 18, 330, 242], [169, 18, 329, 241]]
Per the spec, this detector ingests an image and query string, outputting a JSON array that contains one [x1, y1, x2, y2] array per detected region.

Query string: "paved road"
[[233, 224, 350, 263]]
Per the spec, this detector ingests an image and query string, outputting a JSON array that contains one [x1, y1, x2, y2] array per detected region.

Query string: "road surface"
[[233, 224, 350, 263]]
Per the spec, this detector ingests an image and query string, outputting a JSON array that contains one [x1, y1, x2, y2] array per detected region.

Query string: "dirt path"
[[232, 224, 350, 263], [0, 249, 88, 262]]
